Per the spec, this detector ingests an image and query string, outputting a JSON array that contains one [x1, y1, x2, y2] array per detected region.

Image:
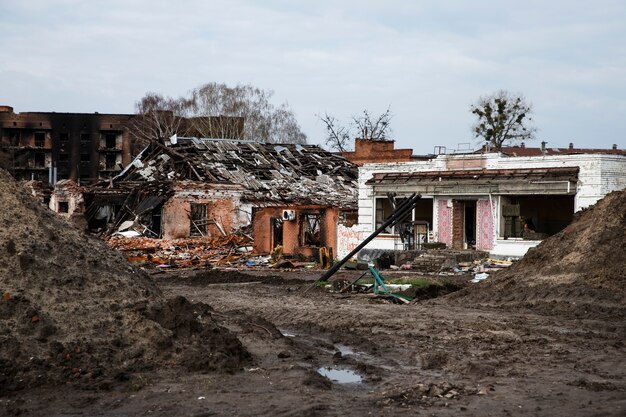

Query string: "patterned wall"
[[436, 199, 453, 247], [476, 199, 494, 251]]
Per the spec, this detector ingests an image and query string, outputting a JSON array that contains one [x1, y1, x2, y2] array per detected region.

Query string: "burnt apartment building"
[[0, 105, 244, 185], [0, 105, 136, 184]]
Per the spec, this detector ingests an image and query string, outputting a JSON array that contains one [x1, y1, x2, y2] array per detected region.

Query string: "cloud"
[[0, 0, 624, 151]]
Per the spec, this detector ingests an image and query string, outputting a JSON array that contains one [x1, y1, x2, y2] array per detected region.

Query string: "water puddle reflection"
[[317, 367, 362, 383]]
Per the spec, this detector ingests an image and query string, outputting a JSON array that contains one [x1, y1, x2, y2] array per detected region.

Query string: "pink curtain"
[[476, 199, 494, 251], [436, 199, 453, 247]]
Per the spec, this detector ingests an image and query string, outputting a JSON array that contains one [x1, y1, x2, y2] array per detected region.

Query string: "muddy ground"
[[4, 268, 624, 417]]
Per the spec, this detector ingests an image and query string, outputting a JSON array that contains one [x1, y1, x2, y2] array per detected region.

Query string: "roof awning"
[[367, 167, 579, 195]]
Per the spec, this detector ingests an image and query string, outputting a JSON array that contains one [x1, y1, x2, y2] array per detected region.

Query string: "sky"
[[1, 0, 625, 154]]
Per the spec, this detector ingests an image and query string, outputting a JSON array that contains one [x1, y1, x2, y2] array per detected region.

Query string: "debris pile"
[[0, 169, 250, 393], [107, 232, 254, 267], [450, 190, 626, 319]]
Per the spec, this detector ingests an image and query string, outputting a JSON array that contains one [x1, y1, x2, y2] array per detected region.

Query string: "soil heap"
[[0, 169, 250, 393], [449, 190, 626, 320]]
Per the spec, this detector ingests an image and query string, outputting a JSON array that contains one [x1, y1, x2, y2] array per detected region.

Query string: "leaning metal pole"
[[316, 192, 422, 283]]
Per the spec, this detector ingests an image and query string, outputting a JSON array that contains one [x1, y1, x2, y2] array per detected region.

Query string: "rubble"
[[107, 232, 254, 268]]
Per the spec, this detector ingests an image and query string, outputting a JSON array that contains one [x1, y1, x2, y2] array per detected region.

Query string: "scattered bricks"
[[31, 315, 40, 323], [2, 292, 9, 301]]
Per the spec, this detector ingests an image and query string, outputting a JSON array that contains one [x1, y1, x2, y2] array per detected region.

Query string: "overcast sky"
[[1, 1, 624, 153]]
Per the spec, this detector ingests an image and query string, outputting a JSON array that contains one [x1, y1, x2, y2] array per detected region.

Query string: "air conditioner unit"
[[282, 210, 296, 221]]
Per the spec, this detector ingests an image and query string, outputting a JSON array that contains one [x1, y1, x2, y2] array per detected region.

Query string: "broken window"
[[105, 153, 117, 170], [58, 201, 69, 213], [500, 195, 574, 239], [34, 132, 45, 147], [105, 133, 117, 149], [375, 196, 412, 235], [338, 210, 358, 227], [79, 173, 91, 185], [34, 152, 46, 168], [8, 131, 20, 146], [189, 203, 208, 237], [300, 213, 321, 247]]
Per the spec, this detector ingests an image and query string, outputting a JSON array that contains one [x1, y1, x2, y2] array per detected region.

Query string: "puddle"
[[317, 367, 362, 383]]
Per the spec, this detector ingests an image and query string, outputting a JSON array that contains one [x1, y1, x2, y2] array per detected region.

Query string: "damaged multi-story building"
[[0, 105, 243, 185], [343, 139, 626, 258], [73, 136, 358, 260]]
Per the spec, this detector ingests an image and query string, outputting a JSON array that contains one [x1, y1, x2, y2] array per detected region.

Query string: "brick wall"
[[341, 139, 415, 166]]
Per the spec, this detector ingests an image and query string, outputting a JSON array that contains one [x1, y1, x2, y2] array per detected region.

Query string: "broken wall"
[[253, 206, 340, 259], [163, 195, 242, 240], [336, 223, 365, 259]]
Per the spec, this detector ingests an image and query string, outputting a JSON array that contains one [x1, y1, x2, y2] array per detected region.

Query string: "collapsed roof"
[[110, 137, 358, 208]]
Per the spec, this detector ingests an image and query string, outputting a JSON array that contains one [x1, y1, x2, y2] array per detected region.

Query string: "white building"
[[355, 149, 626, 258]]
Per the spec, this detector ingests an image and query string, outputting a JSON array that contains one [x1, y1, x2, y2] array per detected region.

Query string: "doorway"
[[270, 217, 283, 249], [464, 201, 476, 248], [452, 200, 477, 250]]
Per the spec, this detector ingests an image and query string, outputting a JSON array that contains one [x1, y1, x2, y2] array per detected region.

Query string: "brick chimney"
[[569, 143, 574, 150], [613, 144, 618, 150]]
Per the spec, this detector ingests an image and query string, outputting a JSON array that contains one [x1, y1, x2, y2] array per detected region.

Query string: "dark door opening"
[[464, 202, 476, 248], [271, 218, 283, 249]]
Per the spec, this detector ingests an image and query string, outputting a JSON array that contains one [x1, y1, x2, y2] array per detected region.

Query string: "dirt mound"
[[449, 190, 626, 319], [0, 169, 250, 393]]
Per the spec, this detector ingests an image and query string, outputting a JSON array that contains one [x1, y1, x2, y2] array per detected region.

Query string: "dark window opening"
[[60, 133, 69, 142], [34, 152, 46, 168], [105, 153, 117, 169], [338, 210, 358, 227], [375, 196, 413, 235], [501, 195, 574, 239], [81, 133, 90, 142], [9, 131, 20, 146], [81, 153, 91, 162], [151, 208, 163, 238], [34, 132, 45, 147], [189, 203, 208, 237], [375, 198, 394, 234], [58, 201, 69, 213], [105, 133, 117, 149], [300, 213, 321, 247], [79, 173, 91, 185], [59, 154, 69, 162]]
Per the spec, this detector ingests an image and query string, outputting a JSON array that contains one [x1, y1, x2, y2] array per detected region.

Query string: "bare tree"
[[352, 107, 393, 141], [130, 92, 192, 150], [132, 83, 308, 146], [318, 112, 352, 152], [470, 90, 537, 149], [189, 83, 307, 144], [318, 107, 393, 152]]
